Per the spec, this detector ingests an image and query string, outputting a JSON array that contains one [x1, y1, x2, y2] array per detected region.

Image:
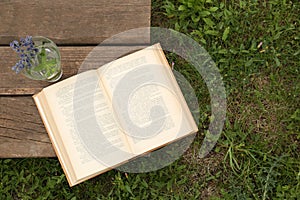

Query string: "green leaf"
[[187, 2, 193, 8], [204, 30, 219, 36], [175, 22, 180, 31], [274, 57, 281, 66], [200, 38, 207, 44], [224, 9, 232, 19], [141, 180, 148, 188], [241, 50, 249, 53], [209, 7, 219, 12], [199, 11, 211, 17], [291, 109, 300, 120], [273, 31, 283, 40], [218, 49, 228, 54], [191, 15, 200, 23], [245, 59, 253, 67], [32, 64, 45, 72], [220, 2, 225, 9], [293, 50, 300, 56], [32, 59, 57, 72], [178, 5, 186, 11], [229, 49, 238, 54], [203, 18, 215, 27], [222, 27, 230, 41], [4, 159, 12, 164], [40, 47, 47, 63], [125, 185, 133, 195]]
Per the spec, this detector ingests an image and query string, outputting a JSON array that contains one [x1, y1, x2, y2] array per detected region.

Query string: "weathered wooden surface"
[[0, 0, 150, 157], [0, 45, 147, 157], [0, 46, 146, 95], [0, 0, 151, 45], [0, 96, 56, 157]]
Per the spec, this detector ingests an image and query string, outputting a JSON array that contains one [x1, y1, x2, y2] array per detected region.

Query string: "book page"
[[40, 70, 133, 182], [97, 44, 198, 155]]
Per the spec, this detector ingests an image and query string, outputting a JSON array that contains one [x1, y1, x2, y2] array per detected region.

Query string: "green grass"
[[1, 0, 299, 199]]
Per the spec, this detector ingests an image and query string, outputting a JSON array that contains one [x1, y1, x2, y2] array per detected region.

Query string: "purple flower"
[[12, 60, 25, 73], [10, 41, 20, 52], [25, 36, 32, 43], [10, 36, 38, 73], [20, 36, 33, 46], [20, 37, 25, 45]]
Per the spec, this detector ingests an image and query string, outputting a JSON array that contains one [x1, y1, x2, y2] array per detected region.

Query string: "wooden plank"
[[0, 137, 55, 157], [0, 45, 147, 95], [0, 0, 151, 45], [0, 96, 55, 157]]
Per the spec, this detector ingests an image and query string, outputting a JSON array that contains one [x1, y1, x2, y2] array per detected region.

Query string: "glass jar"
[[22, 36, 62, 82]]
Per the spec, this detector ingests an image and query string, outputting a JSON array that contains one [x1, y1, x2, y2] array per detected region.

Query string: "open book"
[[33, 43, 198, 186]]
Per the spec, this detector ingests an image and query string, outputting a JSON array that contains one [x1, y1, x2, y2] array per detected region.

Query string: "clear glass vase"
[[22, 36, 62, 82]]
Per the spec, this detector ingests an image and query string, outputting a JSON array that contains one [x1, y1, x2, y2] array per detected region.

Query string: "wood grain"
[[0, 45, 147, 95], [0, 45, 147, 157], [0, 0, 151, 45], [0, 0, 151, 157], [0, 96, 55, 157]]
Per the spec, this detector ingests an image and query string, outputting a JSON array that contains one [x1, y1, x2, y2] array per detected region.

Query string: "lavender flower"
[[10, 36, 39, 73]]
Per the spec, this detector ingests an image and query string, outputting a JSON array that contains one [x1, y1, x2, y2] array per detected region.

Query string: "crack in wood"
[[0, 134, 51, 144], [0, 126, 46, 136]]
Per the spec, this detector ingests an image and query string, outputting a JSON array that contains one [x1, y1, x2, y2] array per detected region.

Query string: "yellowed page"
[[97, 44, 198, 155], [37, 70, 133, 185], [33, 91, 77, 185]]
